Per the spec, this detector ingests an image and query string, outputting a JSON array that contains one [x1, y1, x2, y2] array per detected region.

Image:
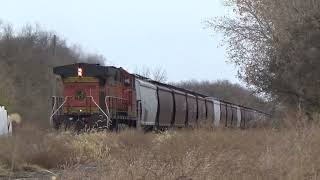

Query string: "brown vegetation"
[[0, 121, 319, 179]]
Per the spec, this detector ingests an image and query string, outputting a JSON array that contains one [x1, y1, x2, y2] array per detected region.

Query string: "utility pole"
[[52, 34, 57, 56], [50, 34, 57, 123], [52, 34, 57, 95]]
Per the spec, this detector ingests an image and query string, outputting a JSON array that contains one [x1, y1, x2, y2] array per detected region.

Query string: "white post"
[[237, 107, 241, 128], [0, 106, 9, 136], [213, 100, 221, 127]]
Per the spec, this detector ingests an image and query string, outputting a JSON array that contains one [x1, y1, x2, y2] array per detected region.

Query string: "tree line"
[[208, 0, 320, 119]]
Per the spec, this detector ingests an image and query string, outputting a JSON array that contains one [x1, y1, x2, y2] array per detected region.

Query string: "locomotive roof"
[[53, 63, 127, 78]]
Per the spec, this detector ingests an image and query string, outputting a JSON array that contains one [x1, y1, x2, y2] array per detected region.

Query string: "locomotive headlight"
[[78, 67, 83, 77], [80, 109, 83, 112], [69, 117, 73, 120]]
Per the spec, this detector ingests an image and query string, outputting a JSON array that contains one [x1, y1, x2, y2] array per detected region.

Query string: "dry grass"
[[1, 123, 320, 179]]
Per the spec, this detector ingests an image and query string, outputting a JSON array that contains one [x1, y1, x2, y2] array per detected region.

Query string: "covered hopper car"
[[50, 63, 269, 131]]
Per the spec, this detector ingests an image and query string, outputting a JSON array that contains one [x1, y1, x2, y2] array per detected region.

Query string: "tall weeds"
[[1, 123, 320, 179]]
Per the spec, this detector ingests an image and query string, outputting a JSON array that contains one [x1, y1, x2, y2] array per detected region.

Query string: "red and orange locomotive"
[[51, 63, 136, 130]]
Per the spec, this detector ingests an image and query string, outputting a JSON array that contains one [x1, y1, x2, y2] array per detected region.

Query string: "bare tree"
[[135, 66, 168, 82], [151, 67, 168, 83], [208, 0, 320, 116], [135, 66, 151, 78]]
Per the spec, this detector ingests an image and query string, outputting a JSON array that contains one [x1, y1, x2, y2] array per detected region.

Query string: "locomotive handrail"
[[88, 96, 111, 128], [104, 96, 129, 118], [50, 96, 71, 121], [104, 96, 111, 119], [105, 97, 110, 119]]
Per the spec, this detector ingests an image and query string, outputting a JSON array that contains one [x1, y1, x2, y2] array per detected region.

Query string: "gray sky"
[[1, 0, 240, 83]]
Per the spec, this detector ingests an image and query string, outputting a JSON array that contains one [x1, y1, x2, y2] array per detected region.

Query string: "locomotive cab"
[[50, 63, 136, 130]]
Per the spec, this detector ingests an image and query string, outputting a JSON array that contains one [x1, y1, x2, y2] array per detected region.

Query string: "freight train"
[[50, 63, 269, 131]]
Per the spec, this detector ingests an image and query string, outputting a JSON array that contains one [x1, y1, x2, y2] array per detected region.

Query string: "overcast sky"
[[1, 0, 240, 83]]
